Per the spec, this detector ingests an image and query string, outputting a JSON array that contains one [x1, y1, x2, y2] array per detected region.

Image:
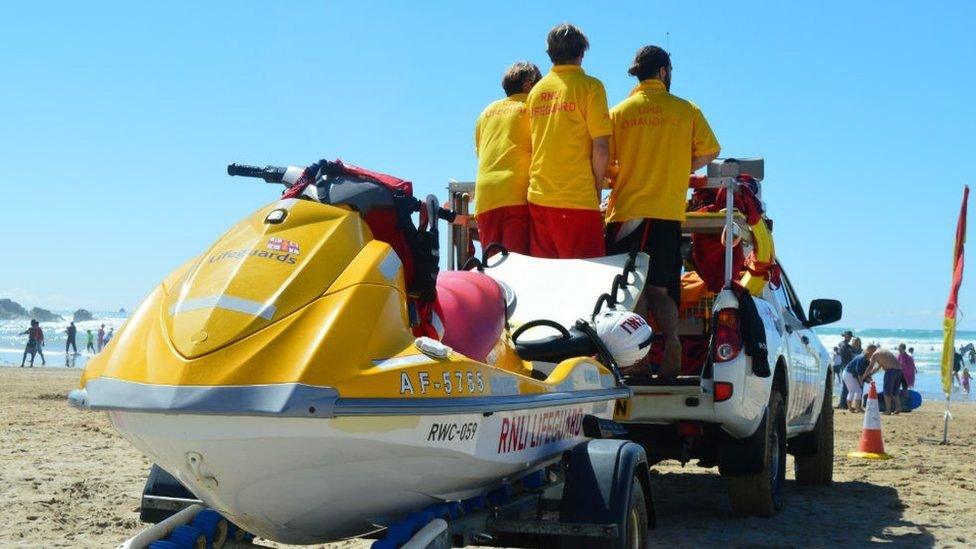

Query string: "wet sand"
[[2, 368, 974, 548]]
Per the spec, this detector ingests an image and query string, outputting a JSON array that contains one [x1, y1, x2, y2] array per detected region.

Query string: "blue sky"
[[1, 1, 973, 329]]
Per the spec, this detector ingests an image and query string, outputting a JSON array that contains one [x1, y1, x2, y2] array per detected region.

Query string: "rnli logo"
[[267, 237, 300, 255]]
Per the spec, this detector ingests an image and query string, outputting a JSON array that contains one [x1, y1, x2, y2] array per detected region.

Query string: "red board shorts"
[[528, 203, 606, 259], [476, 204, 530, 256]]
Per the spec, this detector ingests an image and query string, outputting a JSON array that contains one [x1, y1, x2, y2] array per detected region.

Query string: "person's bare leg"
[[646, 286, 680, 379]]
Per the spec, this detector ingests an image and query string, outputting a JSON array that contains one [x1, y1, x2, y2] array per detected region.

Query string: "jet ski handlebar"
[[227, 163, 290, 184]]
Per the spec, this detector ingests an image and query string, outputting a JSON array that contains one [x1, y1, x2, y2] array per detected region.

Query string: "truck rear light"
[[712, 307, 742, 363], [714, 381, 734, 402]]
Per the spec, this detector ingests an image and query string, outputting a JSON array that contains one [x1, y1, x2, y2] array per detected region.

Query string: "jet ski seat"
[[433, 271, 506, 362]]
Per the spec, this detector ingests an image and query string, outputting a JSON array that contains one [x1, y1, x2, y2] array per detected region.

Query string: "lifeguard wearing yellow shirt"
[[526, 23, 612, 259], [474, 62, 541, 256], [605, 46, 720, 378]]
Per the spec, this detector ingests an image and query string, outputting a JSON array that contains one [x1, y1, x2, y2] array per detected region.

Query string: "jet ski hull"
[[109, 399, 614, 544]]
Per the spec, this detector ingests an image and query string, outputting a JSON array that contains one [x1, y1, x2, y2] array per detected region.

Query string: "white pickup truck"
[[447, 157, 842, 518], [612, 158, 842, 517]]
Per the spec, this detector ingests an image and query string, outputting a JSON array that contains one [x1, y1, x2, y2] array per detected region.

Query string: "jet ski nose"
[[68, 388, 88, 408]]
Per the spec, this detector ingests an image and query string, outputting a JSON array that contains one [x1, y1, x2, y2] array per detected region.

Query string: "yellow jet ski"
[[69, 158, 650, 544]]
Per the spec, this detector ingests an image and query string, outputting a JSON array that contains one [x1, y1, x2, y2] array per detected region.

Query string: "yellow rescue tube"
[[740, 216, 775, 296]]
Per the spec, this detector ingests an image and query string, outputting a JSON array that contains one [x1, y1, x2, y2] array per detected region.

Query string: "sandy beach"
[[2, 368, 974, 548]]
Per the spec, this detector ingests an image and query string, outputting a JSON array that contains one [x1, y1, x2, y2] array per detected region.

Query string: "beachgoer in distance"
[[842, 343, 876, 413], [19, 319, 46, 367], [864, 347, 905, 414], [474, 61, 541, 256], [836, 330, 856, 409], [525, 23, 612, 259], [953, 346, 963, 386], [86, 329, 95, 353], [897, 343, 916, 389], [603, 45, 720, 378], [832, 346, 843, 387], [104, 327, 114, 345], [65, 321, 78, 354], [963, 367, 971, 394], [97, 324, 106, 352]]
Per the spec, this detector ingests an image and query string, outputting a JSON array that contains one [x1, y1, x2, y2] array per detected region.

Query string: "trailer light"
[[676, 421, 703, 437], [714, 382, 734, 402]]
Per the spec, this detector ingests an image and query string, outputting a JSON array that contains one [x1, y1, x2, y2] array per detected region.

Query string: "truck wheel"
[[621, 478, 649, 549], [794, 377, 834, 485], [727, 390, 786, 517]]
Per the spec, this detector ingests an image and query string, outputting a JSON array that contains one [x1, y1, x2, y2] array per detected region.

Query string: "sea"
[[1, 315, 972, 403], [1, 311, 128, 370]]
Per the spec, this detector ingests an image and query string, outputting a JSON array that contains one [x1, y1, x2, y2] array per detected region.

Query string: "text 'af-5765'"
[[400, 370, 486, 395]]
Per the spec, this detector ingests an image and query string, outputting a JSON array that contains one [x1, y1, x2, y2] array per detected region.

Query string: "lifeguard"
[[525, 23, 612, 259], [474, 62, 541, 255], [605, 46, 720, 377]]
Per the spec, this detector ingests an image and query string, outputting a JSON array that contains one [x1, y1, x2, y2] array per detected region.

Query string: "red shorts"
[[528, 203, 606, 259], [476, 204, 530, 255]]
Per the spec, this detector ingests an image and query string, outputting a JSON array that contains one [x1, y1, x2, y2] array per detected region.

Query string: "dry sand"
[[2, 368, 974, 548]]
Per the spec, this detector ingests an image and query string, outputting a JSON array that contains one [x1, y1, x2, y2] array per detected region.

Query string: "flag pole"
[[941, 393, 952, 445], [940, 185, 969, 444]]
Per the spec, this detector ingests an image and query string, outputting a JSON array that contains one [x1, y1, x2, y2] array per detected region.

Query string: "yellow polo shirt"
[[526, 65, 612, 210], [474, 93, 531, 215], [606, 79, 720, 223]]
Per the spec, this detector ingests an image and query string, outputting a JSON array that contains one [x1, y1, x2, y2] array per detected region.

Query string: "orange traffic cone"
[[848, 381, 893, 460]]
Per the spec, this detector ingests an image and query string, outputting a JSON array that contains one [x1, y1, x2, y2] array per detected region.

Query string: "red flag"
[[941, 185, 969, 394]]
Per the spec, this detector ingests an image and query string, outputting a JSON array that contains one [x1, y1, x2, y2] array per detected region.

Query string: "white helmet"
[[592, 310, 653, 367]]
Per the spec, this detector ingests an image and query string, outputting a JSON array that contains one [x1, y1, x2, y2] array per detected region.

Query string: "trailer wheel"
[[793, 375, 834, 485], [727, 390, 786, 517], [559, 440, 651, 549], [622, 478, 649, 549]]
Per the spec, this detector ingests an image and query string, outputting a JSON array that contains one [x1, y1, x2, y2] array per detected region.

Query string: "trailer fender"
[[559, 440, 655, 532]]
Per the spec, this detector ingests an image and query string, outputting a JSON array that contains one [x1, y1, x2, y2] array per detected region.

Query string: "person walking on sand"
[[831, 346, 843, 387], [898, 343, 916, 389], [842, 343, 875, 413], [604, 44, 720, 378], [525, 23, 613, 259], [865, 347, 905, 414], [19, 319, 46, 367], [97, 324, 106, 352], [836, 330, 856, 408], [85, 329, 95, 353], [65, 321, 78, 354]]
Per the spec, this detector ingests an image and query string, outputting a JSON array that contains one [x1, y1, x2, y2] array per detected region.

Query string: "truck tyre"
[[727, 390, 786, 517], [794, 377, 834, 485]]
